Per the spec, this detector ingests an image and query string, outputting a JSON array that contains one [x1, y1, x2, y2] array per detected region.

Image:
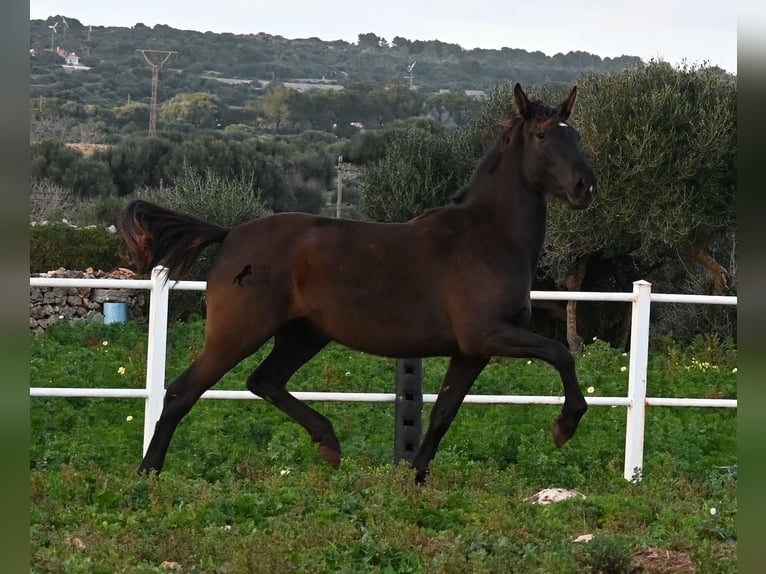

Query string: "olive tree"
[[161, 93, 225, 129]]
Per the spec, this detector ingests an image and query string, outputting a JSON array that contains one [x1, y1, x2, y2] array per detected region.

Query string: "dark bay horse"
[[120, 83, 597, 483]]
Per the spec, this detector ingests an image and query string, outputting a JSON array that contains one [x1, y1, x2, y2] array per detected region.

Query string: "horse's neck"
[[465, 171, 548, 250]]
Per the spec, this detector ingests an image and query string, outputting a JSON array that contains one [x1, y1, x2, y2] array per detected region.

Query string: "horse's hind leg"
[[139, 343, 252, 474], [246, 320, 340, 467], [411, 355, 488, 484]]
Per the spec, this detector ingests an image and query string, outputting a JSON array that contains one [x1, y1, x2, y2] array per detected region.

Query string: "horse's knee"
[[160, 392, 197, 422], [547, 340, 575, 372]]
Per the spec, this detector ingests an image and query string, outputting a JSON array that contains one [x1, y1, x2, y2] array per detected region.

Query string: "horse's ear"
[[513, 83, 533, 120], [557, 86, 577, 121]]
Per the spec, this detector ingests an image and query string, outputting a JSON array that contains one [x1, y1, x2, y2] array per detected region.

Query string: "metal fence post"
[[143, 266, 170, 456], [394, 358, 423, 463], [624, 280, 652, 482]]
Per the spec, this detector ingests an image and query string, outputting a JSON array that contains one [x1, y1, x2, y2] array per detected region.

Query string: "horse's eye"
[[536, 132, 546, 140]]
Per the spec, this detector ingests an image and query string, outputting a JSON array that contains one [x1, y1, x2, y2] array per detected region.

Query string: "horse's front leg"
[[411, 355, 488, 484], [478, 325, 588, 449]]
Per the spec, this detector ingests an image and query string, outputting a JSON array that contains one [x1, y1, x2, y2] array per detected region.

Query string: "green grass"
[[30, 319, 737, 573]]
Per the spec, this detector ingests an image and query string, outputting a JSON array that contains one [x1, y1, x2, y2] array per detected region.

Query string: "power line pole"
[[136, 49, 176, 137], [335, 155, 343, 218]]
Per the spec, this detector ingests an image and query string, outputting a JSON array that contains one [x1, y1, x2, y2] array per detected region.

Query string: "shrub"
[[577, 533, 634, 573], [29, 178, 76, 223], [135, 167, 273, 319], [30, 224, 126, 273]]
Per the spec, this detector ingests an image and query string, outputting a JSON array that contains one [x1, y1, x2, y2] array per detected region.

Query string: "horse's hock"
[[29, 267, 149, 334]]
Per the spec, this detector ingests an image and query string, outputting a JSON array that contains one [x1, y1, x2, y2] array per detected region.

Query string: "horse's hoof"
[[552, 411, 584, 448], [552, 418, 570, 448], [318, 443, 341, 469]]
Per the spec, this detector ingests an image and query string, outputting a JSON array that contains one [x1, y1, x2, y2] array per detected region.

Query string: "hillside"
[[30, 15, 644, 109]]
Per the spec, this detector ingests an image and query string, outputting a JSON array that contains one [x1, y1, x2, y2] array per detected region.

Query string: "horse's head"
[[507, 83, 597, 210]]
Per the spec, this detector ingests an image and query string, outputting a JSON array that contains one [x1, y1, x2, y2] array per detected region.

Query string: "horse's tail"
[[119, 200, 230, 279]]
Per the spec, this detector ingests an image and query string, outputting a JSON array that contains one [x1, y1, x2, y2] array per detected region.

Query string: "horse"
[[119, 83, 597, 484]]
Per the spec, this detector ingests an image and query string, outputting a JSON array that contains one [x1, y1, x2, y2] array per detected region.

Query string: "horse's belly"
[[305, 300, 459, 358]]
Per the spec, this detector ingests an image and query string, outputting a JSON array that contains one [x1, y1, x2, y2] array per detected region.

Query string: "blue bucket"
[[103, 302, 129, 324]]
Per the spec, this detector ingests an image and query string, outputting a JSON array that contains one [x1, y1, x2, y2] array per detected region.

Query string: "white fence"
[[30, 267, 737, 481]]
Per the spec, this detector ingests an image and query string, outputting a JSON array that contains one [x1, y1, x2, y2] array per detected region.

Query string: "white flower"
[[118, 367, 126, 375], [126, 415, 133, 422], [527, 360, 532, 365], [102, 341, 108, 346], [280, 468, 291, 476], [710, 507, 717, 516], [732, 367, 738, 374], [586, 386, 595, 394], [345, 371, 351, 376], [620, 366, 627, 372]]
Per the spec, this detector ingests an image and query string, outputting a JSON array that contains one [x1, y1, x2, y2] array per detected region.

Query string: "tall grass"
[[30, 320, 736, 573]]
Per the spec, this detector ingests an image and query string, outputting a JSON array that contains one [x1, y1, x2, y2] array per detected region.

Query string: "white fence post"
[[143, 266, 170, 456], [624, 280, 652, 481]]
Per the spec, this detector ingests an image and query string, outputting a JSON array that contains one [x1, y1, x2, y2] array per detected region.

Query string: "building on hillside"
[[55, 47, 91, 71]]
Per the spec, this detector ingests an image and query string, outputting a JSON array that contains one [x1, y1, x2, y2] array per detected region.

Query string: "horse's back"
[[204, 211, 467, 356]]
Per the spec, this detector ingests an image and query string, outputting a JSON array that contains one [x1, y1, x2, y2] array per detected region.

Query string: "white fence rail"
[[30, 267, 737, 481]]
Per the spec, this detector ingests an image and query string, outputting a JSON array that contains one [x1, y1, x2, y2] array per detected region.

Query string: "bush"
[[360, 126, 471, 222], [30, 224, 126, 272], [577, 533, 634, 574], [134, 167, 273, 320], [29, 178, 76, 223]]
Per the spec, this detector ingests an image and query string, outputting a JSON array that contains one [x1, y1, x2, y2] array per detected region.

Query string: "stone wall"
[[29, 268, 149, 334]]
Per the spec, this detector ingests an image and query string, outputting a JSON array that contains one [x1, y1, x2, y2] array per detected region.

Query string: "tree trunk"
[[684, 238, 730, 295], [564, 258, 588, 354], [616, 305, 632, 351]]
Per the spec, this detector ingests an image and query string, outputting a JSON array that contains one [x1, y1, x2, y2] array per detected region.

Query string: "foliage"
[[29, 320, 737, 572], [576, 533, 633, 573], [161, 93, 224, 129], [30, 107, 107, 143], [359, 124, 473, 222], [260, 84, 294, 132], [100, 135, 176, 196], [141, 166, 271, 229], [30, 139, 116, 198], [30, 224, 126, 272], [29, 177, 76, 223]]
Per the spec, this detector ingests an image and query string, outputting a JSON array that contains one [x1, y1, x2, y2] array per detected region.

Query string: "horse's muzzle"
[[567, 176, 597, 210]]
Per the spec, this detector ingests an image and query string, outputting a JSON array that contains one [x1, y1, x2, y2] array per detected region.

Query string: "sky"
[[30, 0, 738, 74]]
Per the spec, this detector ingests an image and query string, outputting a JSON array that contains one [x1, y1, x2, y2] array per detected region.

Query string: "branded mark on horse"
[[120, 83, 597, 483]]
